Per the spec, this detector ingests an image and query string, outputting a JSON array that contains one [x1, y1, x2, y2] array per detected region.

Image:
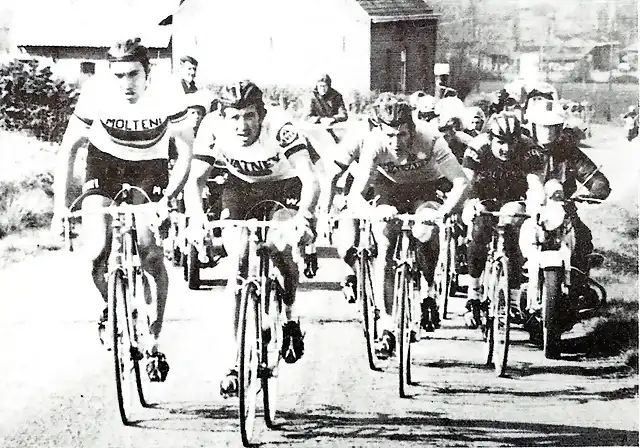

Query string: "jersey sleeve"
[[73, 75, 101, 126], [272, 118, 309, 159], [333, 121, 367, 169], [432, 136, 466, 182], [192, 113, 220, 165]]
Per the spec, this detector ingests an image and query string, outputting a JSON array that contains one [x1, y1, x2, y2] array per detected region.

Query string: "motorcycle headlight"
[[539, 202, 565, 231]]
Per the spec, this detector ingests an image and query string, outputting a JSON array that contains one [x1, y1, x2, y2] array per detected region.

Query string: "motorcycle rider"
[[523, 99, 611, 312]]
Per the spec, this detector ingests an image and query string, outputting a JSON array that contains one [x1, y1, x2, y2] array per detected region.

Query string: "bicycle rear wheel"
[[263, 279, 283, 428], [492, 257, 511, 377], [239, 283, 260, 447], [396, 265, 412, 398], [109, 269, 135, 425], [358, 254, 380, 371]]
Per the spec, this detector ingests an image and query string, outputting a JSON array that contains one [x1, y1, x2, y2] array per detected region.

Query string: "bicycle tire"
[[396, 265, 412, 398], [482, 258, 495, 366], [130, 271, 148, 408], [437, 226, 453, 320], [109, 269, 135, 425], [492, 257, 511, 377], [358, 254, 380, 371], [239, 283, 260, 447], [263, 278, 282, 429], [543, 267, 563, 360], [187, 244, 200, 290]]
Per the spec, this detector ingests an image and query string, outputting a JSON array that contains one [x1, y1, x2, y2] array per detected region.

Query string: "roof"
[[12, 0, 176, 49], [623, 42, 638, 53], [354, 0, 437, 22]]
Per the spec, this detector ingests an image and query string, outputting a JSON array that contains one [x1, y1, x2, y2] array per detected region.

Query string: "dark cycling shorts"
[[221, 175, 302, 219], [373, 179, 445, 213], [84, 144, 168, 202]]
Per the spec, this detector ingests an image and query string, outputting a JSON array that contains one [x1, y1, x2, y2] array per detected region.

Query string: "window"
[[80, 61, 95, 75]]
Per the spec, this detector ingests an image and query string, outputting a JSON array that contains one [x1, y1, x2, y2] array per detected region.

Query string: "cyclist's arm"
[[184, 114, 217, 224], [289, 149, 320, 217], [433, 137, 469, 217], [332, 93, 348, 124], [345, 148, 377, 208], [165, 131, 192, 200], [571, 147, 611, 200], [53, 115, 89, 214]]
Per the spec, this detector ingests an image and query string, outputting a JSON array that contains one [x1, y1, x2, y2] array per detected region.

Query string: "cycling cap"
[[108, 37, 150, 72], [527, 99, 564, 126], [488, 112, 521, 141], [370, 93, 412, 127], [219, 80, 265, 111]]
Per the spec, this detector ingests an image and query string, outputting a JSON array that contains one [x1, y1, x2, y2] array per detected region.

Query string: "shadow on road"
[[275, 406, 638, 446]]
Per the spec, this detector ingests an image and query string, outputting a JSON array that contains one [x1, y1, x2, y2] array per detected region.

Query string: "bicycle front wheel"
[[396, 265, 412, 398], [436, 227, 453, 320], [109, 269, 135, 425], [358, 254, 380, 371], [239, 283, 260, 447], [263, 279, 283, 428], [492, 257, 511, 377], [130, 271, 149, 408]]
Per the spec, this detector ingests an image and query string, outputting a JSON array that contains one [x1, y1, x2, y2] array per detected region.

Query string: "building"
[[9, 0, 175, 82], [163, 0, 439, 93]]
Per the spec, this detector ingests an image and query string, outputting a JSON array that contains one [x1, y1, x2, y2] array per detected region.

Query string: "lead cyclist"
[[51, 37, 194, 382]]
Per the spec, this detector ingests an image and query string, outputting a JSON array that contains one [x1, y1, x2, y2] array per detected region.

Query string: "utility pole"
[[606, 0, 616, 122]]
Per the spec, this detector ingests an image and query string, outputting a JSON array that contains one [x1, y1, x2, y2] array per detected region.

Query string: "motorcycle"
[[517, 180, 607, 359]]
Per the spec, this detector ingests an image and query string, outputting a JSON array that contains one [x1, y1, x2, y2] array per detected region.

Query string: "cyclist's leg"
[[412, 199, 441, 330], [81, 146, 118, 342], [129, 158, 171, 381], [333, 215, 358, 303], [464, 199, 497, 328]]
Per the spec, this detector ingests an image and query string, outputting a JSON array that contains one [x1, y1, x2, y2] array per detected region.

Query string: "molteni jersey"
[[347, 120, 465, 185], [192, 107, 309, 183], [73, 73, 188, 161]]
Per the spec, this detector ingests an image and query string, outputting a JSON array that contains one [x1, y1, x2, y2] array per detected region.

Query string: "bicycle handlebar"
[[477, 211, 531, 219], [63, 202, 163, 220]]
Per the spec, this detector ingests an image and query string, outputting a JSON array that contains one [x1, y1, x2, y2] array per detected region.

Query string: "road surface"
[[0, 125, 637, 447]]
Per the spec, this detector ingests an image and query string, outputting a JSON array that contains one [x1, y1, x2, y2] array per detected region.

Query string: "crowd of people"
[[52, 36, 613, 397]]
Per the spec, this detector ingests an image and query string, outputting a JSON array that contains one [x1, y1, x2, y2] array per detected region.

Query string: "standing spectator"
[[305, 74, 348, 126], [178, 55, 198, 94]]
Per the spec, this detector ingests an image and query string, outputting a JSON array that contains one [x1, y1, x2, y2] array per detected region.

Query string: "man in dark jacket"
[[306, 74, 348, 126], [179, 55, 198, 94]]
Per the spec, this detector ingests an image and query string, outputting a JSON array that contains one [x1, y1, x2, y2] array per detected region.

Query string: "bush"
[[0, 58, 79, 143]]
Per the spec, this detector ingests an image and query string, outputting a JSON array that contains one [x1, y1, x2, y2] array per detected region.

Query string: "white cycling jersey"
[[193, 107, 309, 183], [74, 73, 188, 161]]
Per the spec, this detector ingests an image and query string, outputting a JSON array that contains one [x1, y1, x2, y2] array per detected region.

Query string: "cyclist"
[[51, 37, 193, 382], [464, 106, 486, 137], [178, 55, 198, 94], [341, 93, 468, 356], [184, 80, 319, 397], [460, 112, 545, 328], [523, 99, 611, 309]]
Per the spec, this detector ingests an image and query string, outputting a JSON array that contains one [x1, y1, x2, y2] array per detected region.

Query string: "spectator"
[[306, 74, 348, 126], [178, 55, 198, 94]]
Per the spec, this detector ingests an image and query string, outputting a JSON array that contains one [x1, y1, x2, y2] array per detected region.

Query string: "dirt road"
[[0, 125, 637, 447]]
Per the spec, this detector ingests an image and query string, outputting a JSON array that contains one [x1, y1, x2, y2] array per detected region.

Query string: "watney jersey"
[[193, 107, 309, 183], [74, 73, 188, 161], [349, 120, 465, 185]]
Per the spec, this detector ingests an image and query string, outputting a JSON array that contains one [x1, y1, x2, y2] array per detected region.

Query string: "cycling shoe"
[[281, 320, 305, 364], [146, 352, 170, 382]]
